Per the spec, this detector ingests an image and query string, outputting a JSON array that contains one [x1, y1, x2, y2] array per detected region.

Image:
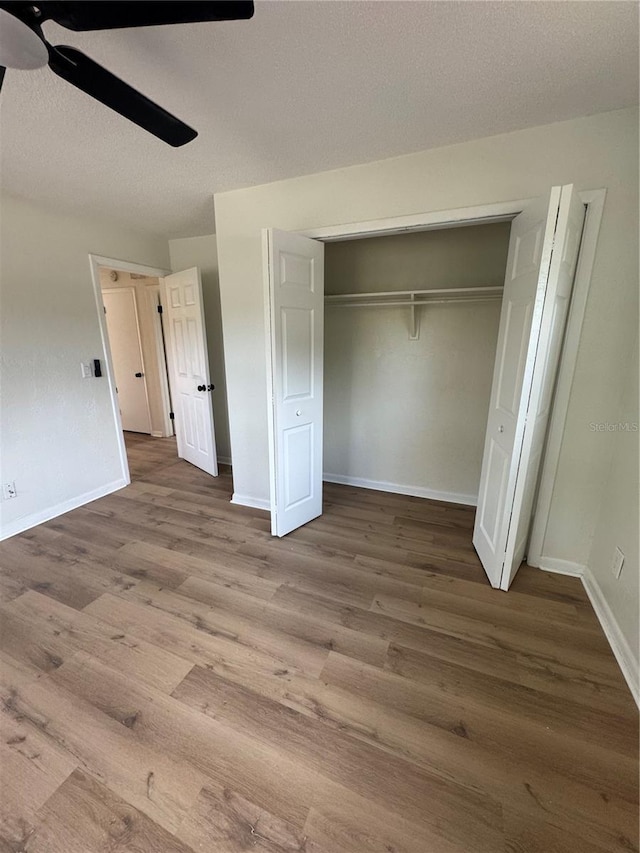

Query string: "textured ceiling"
[[1, 1, 638, 238]]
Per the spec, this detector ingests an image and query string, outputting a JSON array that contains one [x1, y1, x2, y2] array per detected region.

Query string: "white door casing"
[[161, 267, 218, 477], [473, 185, 585, 590], [102, 287, 151, 434], [264, 228, 325, 537]]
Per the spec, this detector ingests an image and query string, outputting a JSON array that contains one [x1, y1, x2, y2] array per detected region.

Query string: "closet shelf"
[[325, 286, 503, 307], [325, 287, 503, 340]]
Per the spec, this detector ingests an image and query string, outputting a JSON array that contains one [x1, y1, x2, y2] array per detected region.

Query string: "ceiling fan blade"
[[47, 44, 197, 147], [42, 2, 254, 31]]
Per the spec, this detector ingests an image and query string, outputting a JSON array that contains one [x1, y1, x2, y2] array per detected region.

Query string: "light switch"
[[81, 362, 93, 379]]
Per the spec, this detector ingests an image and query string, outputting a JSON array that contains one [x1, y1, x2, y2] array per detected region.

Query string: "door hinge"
[[169, 412, 175, 420], [157, 305, 163, 314]]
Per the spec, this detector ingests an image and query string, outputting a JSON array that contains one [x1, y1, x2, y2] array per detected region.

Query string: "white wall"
[[324, 223, 511, 294], [168, 235, 231, 463], [0, 195, 170, 539], [323, 225, 509, 501], [584, 330, 639, 696], [214, 107, 638, 678]]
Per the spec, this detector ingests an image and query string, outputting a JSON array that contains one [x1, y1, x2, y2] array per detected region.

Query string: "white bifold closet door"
[[473, 184, 585, 590], [264, 228, 325, 537], [161, 267, 218, 477]]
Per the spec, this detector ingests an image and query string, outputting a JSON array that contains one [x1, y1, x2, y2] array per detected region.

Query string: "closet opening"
[[322, 221, 511, 509], [265, 189, 604, 587]]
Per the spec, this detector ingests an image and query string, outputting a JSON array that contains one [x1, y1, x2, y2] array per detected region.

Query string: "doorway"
[[96, 260, 176, 481], [90, 255, 221, 486]]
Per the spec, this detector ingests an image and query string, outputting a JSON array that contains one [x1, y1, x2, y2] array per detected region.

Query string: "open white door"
[[161, 267, 218, 477], [264, 228, 325, 537], [102, 287, 151, 434], [474, 185, 585, 590]]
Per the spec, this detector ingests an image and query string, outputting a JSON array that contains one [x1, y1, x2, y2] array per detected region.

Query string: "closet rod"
[[325, 286, 503, 305], [326, 296, 503, 308]]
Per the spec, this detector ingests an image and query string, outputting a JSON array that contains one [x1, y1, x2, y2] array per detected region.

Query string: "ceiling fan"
[[0, 1, 254, 146]]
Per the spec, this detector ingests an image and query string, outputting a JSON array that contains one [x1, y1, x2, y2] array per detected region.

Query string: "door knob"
[[498, 424, 504, 433], [296, 409, 302, 416], [134, 372, 143, 378], [207, 384, 215, 391], [197, 384, 206, 391]]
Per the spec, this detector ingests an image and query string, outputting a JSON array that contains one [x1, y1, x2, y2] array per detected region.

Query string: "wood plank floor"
[[0, 432, 637, 852]]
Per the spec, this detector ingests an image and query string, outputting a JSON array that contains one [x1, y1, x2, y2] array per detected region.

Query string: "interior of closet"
[[322, 221, 511, 505]]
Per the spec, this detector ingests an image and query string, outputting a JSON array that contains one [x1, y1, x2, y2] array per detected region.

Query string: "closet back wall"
[[323, 223, 510, 504]]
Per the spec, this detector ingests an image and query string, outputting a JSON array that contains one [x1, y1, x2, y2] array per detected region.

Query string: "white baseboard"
[[582, 567, 639, 708], [538, 556, 638, 707], [232, 477, 477, 513], [230, 493, 270, 511], [538, 557, 586, 577], [151, 430, 164, 438], [217, 456, 232, 466], [322, 473, 477, 507], [0, 478, 129, 542]]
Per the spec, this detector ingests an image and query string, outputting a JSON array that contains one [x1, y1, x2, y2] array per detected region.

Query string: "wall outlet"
[[2, 482, 17, 500], [611, 546, 625, 580]]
